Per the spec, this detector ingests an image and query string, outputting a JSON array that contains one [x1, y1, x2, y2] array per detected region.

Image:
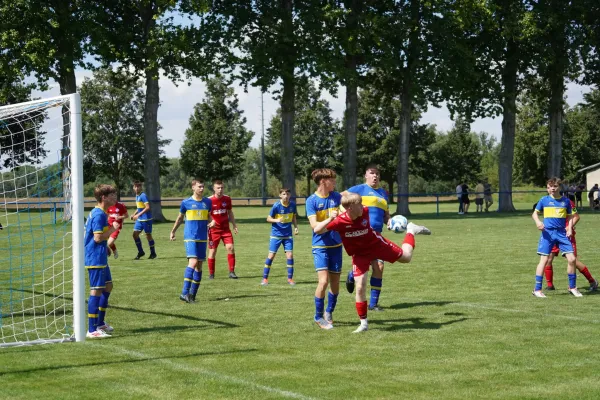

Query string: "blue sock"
[[568, 273, 577, 289], [98, 291, 111, 326], [535, 274, 543, 291], [191, 270, 202, 296], [87, 295, 100, 333], [287, 258, 294, 279], [182, 267, 194, 295], [370, 277, 383, 306], [325, 292, 338, 313], [263, 258, 273, 279], [149, 239, 156, 255], [314, 296, 325, 320], [134, 238, 143, 253]]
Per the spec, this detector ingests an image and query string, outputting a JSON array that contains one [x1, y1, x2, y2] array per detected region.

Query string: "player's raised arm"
[[312, 209, 339, 234]]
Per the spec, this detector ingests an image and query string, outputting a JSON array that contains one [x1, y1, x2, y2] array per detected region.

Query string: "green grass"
[[2, 205, 600, 399]]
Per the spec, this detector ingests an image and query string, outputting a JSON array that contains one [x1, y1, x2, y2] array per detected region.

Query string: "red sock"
[[227, 254, 235, 272], [580, 266, 594, 283], [544, 264, 554, 286], [109, 243, 117, 252], [356, 301, 368, 320], [208, 258, 215, 275], [403, 233, 415, 249]]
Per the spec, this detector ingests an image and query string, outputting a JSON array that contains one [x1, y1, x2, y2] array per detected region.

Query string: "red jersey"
[[209, 195, 232, 231], [326, 207, 385, 258], [107, 202, 128, 229]]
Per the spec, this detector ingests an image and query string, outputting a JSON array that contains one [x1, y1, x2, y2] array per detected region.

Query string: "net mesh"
[[0, 97, 75, 346]]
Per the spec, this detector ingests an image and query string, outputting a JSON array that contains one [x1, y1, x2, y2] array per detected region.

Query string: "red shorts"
[[110, 227, 123, 239], [351, 238, 403, 277], [209, 229, 234, 249], [551, 234, 577, 257]]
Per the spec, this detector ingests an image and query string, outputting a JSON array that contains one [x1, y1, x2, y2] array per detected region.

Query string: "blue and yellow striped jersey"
[[535, 195, 572, 229], [306, 191, 342, 248], [269, 200, 296, 237], [347, 183, 389, 232], [180, 196, 212, 241], [136, 192, 152, 221], [84, 207, 109, 268]]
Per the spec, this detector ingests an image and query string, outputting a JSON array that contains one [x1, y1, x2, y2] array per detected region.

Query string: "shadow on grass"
[[111, 305, 240, 329], [388, 301, 454, 310], [0, 348, 258, 376], [210, 294, 280, 301], [370, 316, 469, 331]]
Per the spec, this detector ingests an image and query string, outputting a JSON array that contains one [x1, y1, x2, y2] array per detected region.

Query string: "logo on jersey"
[[222, 202, 227, 208], [345, 229, 368, 238], [361, 219, 367, 227]]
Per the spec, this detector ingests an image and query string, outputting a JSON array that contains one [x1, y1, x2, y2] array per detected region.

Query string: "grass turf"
[[1, 204, 600, 399]]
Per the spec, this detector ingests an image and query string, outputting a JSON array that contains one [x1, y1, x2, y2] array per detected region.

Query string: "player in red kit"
[[107, 200, 129, 259], [313, 192, 431, 333], [208, 180, 239, 279]]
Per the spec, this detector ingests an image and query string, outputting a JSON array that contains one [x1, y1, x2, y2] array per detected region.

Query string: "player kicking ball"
[[313, 192, 431, 333]]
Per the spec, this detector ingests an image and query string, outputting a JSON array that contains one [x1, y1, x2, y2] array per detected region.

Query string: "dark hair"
[[133, 181, 143, 187], [311, 168, 336, 185], [94, 184, 116, 203], [547, 177, 561, 186], [365, 163, 380, 173], [279, 188, 291, 194]]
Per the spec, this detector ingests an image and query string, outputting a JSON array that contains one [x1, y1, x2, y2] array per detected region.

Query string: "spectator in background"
[[568, 182, 576, 202], [461, 182, 470, 214], [588, 184, 598, 211], [484, 181, 493, 212], [456, 182, 464, 215], [475, 180, 485, 213], [575, 183, 585, 208]]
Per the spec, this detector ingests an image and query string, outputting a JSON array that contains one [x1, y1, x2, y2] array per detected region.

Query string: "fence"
[[3, 189, 589, 221]]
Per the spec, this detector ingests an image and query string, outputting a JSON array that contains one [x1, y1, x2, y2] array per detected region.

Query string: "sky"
[[34, 69, 593, 160]]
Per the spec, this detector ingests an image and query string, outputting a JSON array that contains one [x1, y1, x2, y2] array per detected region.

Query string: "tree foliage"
[[80, 68, 171, 198], [180, 77, 253, 182]]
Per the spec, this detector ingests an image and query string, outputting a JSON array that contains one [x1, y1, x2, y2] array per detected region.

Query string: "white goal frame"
[[0, 93, 85, 347]]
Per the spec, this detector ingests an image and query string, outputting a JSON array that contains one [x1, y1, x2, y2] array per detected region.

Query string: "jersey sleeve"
[[347, 185, 361, 194], [205, 198, 213, 212], [269, 203, 278, 218], [92, 212, 107, 234], [179, 200, 187, 215], [306, 197, 316, 218], [566, 199, 573, 215], [291, 202, 297, 216], [325, 216, 342, 232], [535, 198, 544, 213], [140, 193, 149, 204], [226, 196, 232, 210], [119, 203, 127, 214]]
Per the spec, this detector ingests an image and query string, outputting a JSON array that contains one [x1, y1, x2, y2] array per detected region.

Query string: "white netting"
[[0, 96, 78, 347]]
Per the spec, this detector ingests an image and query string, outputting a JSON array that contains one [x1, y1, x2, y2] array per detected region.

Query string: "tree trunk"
[[547, 77, 564, 178], [143, 65, 165, 221], [498, 38, 518, 212], [395, 0, 419, 216], [343, 65, 358, 189], [386, 173, 394, 205], [396, 78, 411, 216], [281, 73, 296, 198]]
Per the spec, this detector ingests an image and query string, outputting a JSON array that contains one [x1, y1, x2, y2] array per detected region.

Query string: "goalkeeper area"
[[0, 95, 85, 347]]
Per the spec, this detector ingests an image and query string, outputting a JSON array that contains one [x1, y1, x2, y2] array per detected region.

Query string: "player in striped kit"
[[131, 181, 156, 260], [261, 188, 299, 286], [170, 179, 213, 303]]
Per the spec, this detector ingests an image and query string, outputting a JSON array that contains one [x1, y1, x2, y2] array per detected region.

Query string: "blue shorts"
[[185, 241, 207, 260], [537, 228, 574, 256], [87, 265, 112, 290], [134, 220, 153, 234], [269, 237, 293, 253], [312, 246, 343, 273]]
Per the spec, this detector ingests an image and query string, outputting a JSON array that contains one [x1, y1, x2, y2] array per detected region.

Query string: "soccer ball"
[[388, 215, 408, 233]]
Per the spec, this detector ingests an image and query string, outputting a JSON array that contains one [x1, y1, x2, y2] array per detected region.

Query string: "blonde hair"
[[341, 192, 362, 208]]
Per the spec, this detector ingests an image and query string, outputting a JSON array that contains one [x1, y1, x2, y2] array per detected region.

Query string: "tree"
[[180, 77, 253, 181], [210, 1, 326, 197], [0, 75, 47, 169], [527, 0, 583, 179], [265, 79, 338, 195], [88, 0, 210, 221], [80, 68, 171, 199]]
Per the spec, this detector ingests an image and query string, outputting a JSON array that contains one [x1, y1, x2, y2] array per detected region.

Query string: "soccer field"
[[2, 205, 600, 399]]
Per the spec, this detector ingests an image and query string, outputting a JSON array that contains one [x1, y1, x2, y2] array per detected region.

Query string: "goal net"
[[0, 94, 85, 347]]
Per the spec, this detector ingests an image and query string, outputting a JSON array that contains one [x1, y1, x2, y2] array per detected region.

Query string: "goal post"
[[0, 93, 85, 347]]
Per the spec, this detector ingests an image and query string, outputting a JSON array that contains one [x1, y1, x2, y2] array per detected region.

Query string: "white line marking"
[[100, 345, 317, 400]]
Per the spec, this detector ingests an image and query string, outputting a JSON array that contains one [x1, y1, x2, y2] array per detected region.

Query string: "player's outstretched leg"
[[406, 222, 431, 236]]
